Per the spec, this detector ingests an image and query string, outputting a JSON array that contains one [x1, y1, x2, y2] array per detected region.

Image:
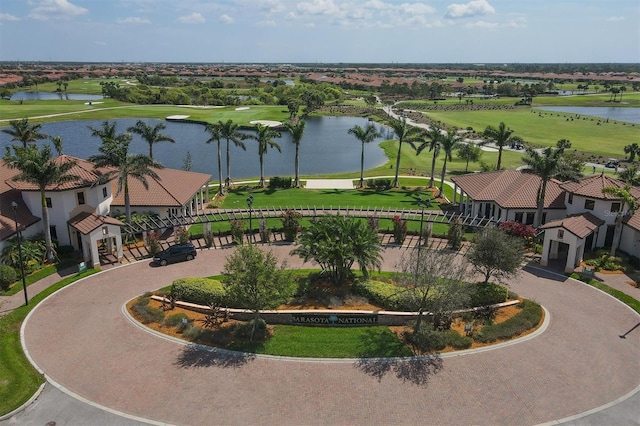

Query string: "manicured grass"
[[571, 273, 640, 314], [230, 325, 414, 358], [0, 268, 100, 416], [0, 260, 79, 297]]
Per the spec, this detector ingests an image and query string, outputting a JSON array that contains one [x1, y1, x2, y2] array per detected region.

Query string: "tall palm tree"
[[218, 120, 247, 188], [437, 129, 460, 197], [249, 123, 282, 188], [348, 123, 380, 188], [3, 144, 78, 262], [411, 126, 442, 188], [204, 122, 224, 196], [88, 122, 163, 223], [482, 122, 517, 170], [2, 118, 48, 148], [388, 118, 420, 188], [602, 185, 638, 256], [617, 164, 640, 186], [624, 142, 640, 162], [127, 120, 175, 160], [521, 144, 566, 228], [50, 136, 64, 156], [284, 119, 306, 188]]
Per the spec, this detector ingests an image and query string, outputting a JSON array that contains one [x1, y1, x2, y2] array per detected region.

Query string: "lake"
[[10, 91, 104, 101], [535, 106, 640, 124], [0, 116, 388, 179]]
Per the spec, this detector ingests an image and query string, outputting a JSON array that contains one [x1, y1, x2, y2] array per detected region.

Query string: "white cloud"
[[297, 0, 341, 16], [445, 0, 495, 19], [465, 20, 498, 28], [178, 12, 205, 24], [257, 20, 277, 27], [116, 17, 151, 24], [397, 2, 436, 15], [219, 14, 234, 24], [28, 0, 88, 21], [0, 13, 19, 21], [606, 16, 625, 22]]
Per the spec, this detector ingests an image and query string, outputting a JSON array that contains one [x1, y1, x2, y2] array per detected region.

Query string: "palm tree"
[[249, 124, 282, 188], [218, 120, 247, 189], [88, 122, 163, 223], [127, 120, 175, 160], [602, 185, 638, 256], [2, 118, 48, 148], [482, 122, 518, 170], [50, 136, 64, 156], [204, 122, 224, 196], [617, 164, 640, 186], [388, 118, 420, 188], [521, 144, 567, 228], [3, 144, 78, 262], [624, 143, 640, 162], [284, 119, 306, 188], [437, 130, 460, 197], [411, 126, 442, 187], [348, 123, 380, 188]]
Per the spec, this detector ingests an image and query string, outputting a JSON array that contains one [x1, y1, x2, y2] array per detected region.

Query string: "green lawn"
[[230, 325, 413, 358]]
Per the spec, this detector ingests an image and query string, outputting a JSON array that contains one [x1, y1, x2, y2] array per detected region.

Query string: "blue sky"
[[0, 0, 638, 63]]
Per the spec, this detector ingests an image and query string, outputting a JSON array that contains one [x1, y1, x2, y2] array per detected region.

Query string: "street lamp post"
[[11, 201, 28, 306], [246, 195, 254, 245]]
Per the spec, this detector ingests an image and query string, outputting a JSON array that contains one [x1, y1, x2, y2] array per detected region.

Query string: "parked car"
[[153, 243, 197, 266]]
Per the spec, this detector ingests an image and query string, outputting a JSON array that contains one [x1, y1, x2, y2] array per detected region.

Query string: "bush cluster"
[[473, 300, 542, 343], [366, 178, 392, 189], [352, 279, 406, 310], [466, 282, 516, 308], [164, 312, 189, 328], [268, 176, 292, 189], [133, 304, 165, 324], [171, 277, 226, 306], [0, 265, 17, 291]]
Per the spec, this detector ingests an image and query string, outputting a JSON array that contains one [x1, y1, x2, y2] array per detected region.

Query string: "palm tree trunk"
[[429, 153, 437, 187], [496, 147, 503, 170], [149, 144, 153, 160], [438, 159, 448, 197], [295, 145, 300, 188], [217, 141, 223, 195], [225, 139, 231, 188], [124, 183, 131, 223], [392, 141, 402, 187], [534, 181, 547, 228], [610, 220, 623, 256], [359, 142, 365, 188], [259, 154, 265, 188], [40, 190, 55, 262]]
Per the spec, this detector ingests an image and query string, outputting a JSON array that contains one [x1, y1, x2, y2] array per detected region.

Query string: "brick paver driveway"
[[23, 245, 640, 425]]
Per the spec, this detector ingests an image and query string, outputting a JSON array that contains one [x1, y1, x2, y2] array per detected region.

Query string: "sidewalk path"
[[12, 245, 640, 425]]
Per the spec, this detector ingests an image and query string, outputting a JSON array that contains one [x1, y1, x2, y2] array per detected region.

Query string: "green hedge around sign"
[[171, 277, 226, 306]]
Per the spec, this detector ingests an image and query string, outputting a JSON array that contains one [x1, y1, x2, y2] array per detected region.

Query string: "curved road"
[[20, 245, 640, 425]]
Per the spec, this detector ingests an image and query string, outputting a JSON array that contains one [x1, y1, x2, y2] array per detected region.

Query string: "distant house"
[[0, 156, 211, 267], [452, 171, 640, 272]]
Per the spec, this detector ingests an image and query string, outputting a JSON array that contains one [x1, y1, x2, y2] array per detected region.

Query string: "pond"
[[10, 91, 104, 101], [535, 106, 640, 124], [0, 116, 388, 179]]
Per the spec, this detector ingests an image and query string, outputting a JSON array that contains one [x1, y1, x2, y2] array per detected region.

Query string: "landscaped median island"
[[127, 239, 544, 358]]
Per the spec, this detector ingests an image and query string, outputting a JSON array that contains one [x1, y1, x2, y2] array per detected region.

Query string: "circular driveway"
[[23, 246, 640, 425]]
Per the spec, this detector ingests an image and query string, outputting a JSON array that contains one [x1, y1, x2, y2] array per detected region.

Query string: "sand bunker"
[[249, 120, 282, 127], [166, 115, 190, 120], [235, 106, 250, 111]]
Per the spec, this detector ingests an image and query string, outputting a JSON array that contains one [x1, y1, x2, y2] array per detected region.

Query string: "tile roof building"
[[452, 170, 640, 272]]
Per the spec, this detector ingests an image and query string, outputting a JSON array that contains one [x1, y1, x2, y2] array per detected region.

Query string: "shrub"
[[146, 231, 162, 257], [281, 210, 302, 242], [229, 219, 245, 245], [268, 176, 292, 189], [182, 323, 203, 340], [175, 227, 190, 244], [467, 282, 516, 308], [203, 231, 215, 248], [0, 265, 17, 291], [134, 296, 150, 306], [447, 218, 464, 250], [473, 300, 542, 343], [499, 221, 536, 240], [585, 254, 622, 271], [392, 215, 407, 245], [171, 277, 226, 306], [367, 216, 379, 231], [352, 279, 405, 310], [366, 178, 391, 189], [444, 329, 473, 349], [233, 319, 268, 340], [403, 327, 447, 352], [164, 312, 189, 327], [133, 304, 165, 324], [258, 217, 271, 243]]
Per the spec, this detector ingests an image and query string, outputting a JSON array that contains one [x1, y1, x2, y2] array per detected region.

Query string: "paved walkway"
[[304, 179, 354, 189], [2, 244, 638, 425]]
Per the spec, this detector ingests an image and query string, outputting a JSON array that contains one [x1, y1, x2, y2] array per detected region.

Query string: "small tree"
[[457, 143, 482, 172], [281, 210, 302, 242], [447, 218, 464, 250], [222, 245, 295, 341], [392, 215, 407, 245], [229, 219, 245, 245], [146, 231, 162, 256], [467, 226, 525, 286], [174, 227, 190, 244], [291, 215, 382, 285], [396, 248, 470, 333]]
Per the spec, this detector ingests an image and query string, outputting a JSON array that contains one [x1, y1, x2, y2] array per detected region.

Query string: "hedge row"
[[473, 300, 542, 343], [171, 277, 226, 306], [352, 279, 407, 310]]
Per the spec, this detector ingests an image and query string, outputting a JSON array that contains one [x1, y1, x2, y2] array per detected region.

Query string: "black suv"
[[153, 243, 197, 266]]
